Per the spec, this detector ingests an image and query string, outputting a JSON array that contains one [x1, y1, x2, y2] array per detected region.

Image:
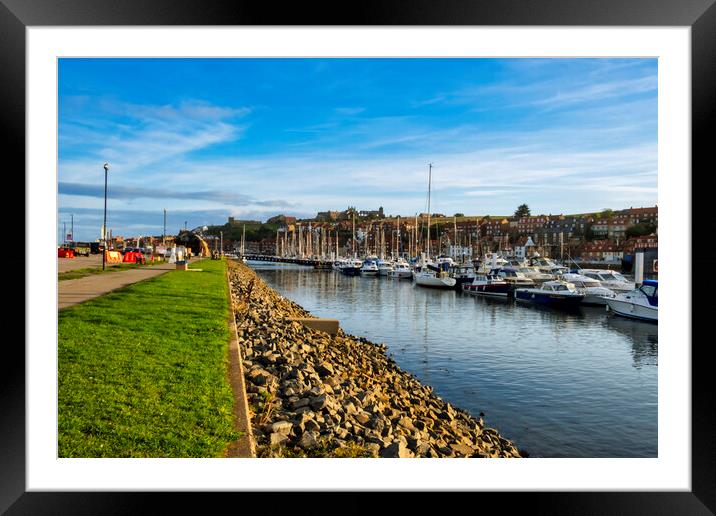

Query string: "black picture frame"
[[6, 0, 714, 513]]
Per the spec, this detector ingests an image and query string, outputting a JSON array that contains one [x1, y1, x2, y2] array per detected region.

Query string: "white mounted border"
[[27, 26, 690, 491]]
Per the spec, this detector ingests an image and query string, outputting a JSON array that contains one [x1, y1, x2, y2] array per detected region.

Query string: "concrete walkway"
[[58, 253, 104, 273], [58, 261, 197, 310]]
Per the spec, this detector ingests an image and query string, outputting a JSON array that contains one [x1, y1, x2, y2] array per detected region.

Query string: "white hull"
[[606, 297, 658, 321], [389, 270, 413, 279], [414, 274, 457, 289], [581, 287, 617, 306], [378, 267, 394, 276], [360, 269, 379, 276], [582, 293, 610, 306]]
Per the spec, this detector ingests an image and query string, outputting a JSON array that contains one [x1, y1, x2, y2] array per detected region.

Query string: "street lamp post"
[[102, 162, 109, 270]]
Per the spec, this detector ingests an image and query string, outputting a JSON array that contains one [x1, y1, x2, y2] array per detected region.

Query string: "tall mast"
[[415, 213, 418, 256], [241, 224, 245, 255], [397, 216, 401, 258], [426, 163, 432, 259], [298, 224, 302, 257], [352, 211, 356, 258]]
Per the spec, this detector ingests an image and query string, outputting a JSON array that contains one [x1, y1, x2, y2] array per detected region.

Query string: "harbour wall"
[[228, 260, 522, 458]]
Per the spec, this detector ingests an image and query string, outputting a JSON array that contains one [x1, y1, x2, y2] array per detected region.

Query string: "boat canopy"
[[639, 280, 658, 306]]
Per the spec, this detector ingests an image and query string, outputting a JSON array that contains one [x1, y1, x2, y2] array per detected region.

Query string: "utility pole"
[[63, 222, 66, 246], [163, 209, 167, 245], [102, 162, 109, 271], [70, 214, 74, 243]]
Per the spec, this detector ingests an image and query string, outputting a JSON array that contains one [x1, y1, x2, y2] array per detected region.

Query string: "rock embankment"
[[228, 260, 522, 458]]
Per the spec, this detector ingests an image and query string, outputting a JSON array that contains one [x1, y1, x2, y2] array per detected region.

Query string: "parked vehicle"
[[69, 242, 91, 257]]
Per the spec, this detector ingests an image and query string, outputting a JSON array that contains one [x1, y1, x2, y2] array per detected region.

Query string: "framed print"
[[7, 0, 714, 512]]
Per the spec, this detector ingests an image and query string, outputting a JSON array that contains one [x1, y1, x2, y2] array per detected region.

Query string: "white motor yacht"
[[528, 256, 569, 276], [389, 260, 413, 279], [516, 266, 554, 284], [515, 280, 584, 308], [561, 272, 617, 306], [605, 279, 658, 322], [414, 266, 457, 289], [474, 253, 509, 273], [360, 259, 380, 276], [340, 258, 363, 276], [377, 259, 394, 276], [463, 271, 510, 297], [493, 267, 535, 288], [578, 269, 635, 293]]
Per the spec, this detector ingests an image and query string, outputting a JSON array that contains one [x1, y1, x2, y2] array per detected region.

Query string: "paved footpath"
[[58, 260, 198, 310], [58, 254, 104, 273]]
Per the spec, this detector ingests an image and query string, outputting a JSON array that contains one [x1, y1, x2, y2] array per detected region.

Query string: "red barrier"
[[58, 248, 75, 258], [122, 251, 147, 264]]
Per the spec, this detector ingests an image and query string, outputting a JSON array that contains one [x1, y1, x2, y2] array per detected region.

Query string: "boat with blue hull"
[[340, 259, 363, 276], [515, 280, 584, 308], [605, 279, 658, 322]]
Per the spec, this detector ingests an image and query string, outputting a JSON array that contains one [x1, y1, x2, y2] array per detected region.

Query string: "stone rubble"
[[228, 260, 522, 458]]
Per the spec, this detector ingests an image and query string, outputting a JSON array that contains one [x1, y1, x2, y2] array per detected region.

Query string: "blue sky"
[[58, 58, 657, 242]]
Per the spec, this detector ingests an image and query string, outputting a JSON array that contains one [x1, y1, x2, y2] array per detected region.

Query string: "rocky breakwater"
[[228, 261, 522, 458]]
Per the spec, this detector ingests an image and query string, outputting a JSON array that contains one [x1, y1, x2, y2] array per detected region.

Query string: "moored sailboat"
[[414, 163, 456, 290]]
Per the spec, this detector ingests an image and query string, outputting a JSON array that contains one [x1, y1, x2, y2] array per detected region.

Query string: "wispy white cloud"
[[534, 76, 657, 108], [58, 59, 657, 240], [59, 97, 250, 180]]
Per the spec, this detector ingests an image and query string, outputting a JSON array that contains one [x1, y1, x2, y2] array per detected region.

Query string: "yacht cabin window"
[[640, 285, 657, 297]]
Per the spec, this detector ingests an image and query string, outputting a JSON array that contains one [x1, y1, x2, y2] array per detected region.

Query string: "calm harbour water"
[[251, 263, 658, 458]]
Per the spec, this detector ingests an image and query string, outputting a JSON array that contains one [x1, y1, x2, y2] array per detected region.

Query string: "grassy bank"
[[59, 260, 165, 281], [58, 258, 240, 457]]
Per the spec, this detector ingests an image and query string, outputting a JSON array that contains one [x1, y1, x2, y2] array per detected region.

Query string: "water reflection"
[[250, 264, 657, 457], [607, 315, 659, 368]]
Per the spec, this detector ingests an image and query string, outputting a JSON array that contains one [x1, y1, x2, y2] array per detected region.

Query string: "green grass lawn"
[[59, 260, 165, 281], [58, 258, 240, 457]]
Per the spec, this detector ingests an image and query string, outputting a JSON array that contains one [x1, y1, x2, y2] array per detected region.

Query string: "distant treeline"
[[205, 222, 281, 242]]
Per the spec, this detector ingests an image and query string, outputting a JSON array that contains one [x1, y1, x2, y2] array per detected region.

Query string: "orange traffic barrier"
[[58, 248, 75, 258], [104, 250, 123, 264], [122, 251, 145, 263]]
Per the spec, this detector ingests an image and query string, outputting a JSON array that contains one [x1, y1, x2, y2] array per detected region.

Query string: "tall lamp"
[[102, 162, 109, 270]]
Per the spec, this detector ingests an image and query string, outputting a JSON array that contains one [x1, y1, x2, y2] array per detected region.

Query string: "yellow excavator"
[[194, 232, 211, 257]]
